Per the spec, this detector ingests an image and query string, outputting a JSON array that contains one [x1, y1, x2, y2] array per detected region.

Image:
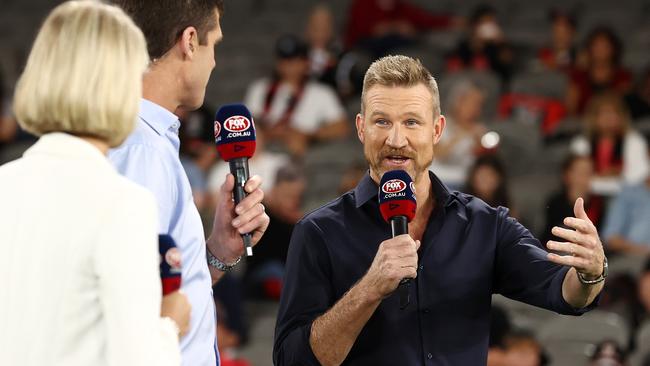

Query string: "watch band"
[[206, 249, 242, 272], [577, 256, 608, 285]]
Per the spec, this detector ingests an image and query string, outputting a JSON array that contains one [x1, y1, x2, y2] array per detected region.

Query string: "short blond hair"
[[361, 55, 440, 118], [13, 1, 149, 147]]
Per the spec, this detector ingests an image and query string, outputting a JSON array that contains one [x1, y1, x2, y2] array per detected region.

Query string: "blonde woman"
[[570, 92, 650, 195], [0, 2, 189, 365]]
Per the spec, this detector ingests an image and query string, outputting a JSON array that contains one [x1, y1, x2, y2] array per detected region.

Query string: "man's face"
[[356, 84, 444, 183], [183, 9, 222, 109]]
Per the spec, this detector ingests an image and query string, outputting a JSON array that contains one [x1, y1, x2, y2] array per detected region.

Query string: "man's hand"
[[546, 197, 605, 280], [207, 174, 269, 265], [360, 235, 421, 300]]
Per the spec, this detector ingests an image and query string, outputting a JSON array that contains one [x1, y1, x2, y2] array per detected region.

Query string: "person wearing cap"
[[244, 34, 350, 156], [274, 55, 605, 365]]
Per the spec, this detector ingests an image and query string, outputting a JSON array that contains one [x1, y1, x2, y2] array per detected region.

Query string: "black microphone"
[[214, 104, 257, 256], [378, 170, 417, 309]]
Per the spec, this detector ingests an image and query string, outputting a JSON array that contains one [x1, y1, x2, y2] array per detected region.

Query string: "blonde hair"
[[583, 91, 630, 137], [13, 0, 149, 147], [361, 55, 440, 117]]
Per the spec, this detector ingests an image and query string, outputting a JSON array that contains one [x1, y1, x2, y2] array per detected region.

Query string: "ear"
[[433, 114, 446, 145], [355, 113, 365, 143], [179, 26, 199, 60]]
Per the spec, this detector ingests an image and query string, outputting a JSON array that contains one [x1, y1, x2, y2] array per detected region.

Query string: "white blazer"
[[0, 133, 180, 366]]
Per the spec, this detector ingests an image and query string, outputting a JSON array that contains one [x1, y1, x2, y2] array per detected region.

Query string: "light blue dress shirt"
[[109, 99, 218, 366], [602, 183, 650, 247]]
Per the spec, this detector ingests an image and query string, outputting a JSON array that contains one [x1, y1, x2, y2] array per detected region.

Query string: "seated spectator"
[[178, 105, 217, 212], [430, 80, 487, 187], [244, 165, 306, 299], [207, 128, 290, 205], [244, 35, 349, 157], [624, 66, 650, 121], [542, 154, 605, 245], [305, 4, 341, 88], [601, 166, 650, 255], [489, 330, 548, 366], [570, 92, 649, 194], [463, 155, 516, 216], [537, 10, 577, 73], [567, 26, 632, 115], [447, 4, 514, 85], [344, 0, 458, 57], [589, 340, 626, 366]]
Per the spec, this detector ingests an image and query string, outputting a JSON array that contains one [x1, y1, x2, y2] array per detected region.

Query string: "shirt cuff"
[[550, 266, 601, 315]]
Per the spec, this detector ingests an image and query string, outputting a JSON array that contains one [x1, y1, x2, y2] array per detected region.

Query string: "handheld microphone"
[[215, 104, 257, 256], [378, 170, 417, 309], [159, 234, 182, 295]]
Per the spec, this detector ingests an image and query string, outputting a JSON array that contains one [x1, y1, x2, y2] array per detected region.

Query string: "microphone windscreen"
[[214, 103, 257, 161], [378, 169, 417, 223], [158, 234, 182, 295]]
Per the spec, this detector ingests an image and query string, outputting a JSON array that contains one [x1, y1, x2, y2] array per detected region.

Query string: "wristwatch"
[[577, 256, 608, 285], [206, 248, 242, 272]]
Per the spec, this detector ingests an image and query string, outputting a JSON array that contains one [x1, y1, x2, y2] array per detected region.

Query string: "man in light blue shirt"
[[109, 1, 270, 365]]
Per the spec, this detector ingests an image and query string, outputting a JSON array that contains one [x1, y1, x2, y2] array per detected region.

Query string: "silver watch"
[[206, 249, 242, 272], [577, 256, 608, 285]]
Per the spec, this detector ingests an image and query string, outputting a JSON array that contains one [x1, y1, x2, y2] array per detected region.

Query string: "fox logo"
[[381, 179, 406, 194], [224, 116, 251, 132]]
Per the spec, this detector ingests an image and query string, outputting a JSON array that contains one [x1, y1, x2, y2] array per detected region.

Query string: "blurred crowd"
[[2, 1, 650, 365]]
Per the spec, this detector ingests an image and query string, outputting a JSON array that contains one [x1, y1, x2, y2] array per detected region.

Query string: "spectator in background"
[[178, 105, 217, 213], [625, 66, 650, 121], [430, 80, 487, 188], [245, 35, 349, 157], [542, 155, 605, 245], [447, 4, 514, 85], [208, 128, 289, 205], [344, 0, 458, 57], [570, 92, 649, 194], [537, 10, 577, 73], [464, 155, 515, 215], [489, 331, 547, 366], [589, 340, 626, 366], [305, 4, 341, 88], [601, 162, 650, 255], [567, 27, 632, 116], [245, 164, 306, 300]]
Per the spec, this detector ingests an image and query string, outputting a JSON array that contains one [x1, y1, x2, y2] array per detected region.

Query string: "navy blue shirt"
[[274, 172, 597, 365]]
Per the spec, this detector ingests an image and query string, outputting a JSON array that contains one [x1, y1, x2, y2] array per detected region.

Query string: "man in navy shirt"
[[273, 55, 606, 365]]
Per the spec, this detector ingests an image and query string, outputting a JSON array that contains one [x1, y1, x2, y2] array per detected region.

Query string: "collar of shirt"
[[353, 170, 457, 210], [139, 98, 181, 136], [24, 132, 113, 170]]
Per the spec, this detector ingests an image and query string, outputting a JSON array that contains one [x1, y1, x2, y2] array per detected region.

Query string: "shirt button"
[[419, 265, 424, 270], [423, 308, 430, 314], [427, 353, 433, 359]]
